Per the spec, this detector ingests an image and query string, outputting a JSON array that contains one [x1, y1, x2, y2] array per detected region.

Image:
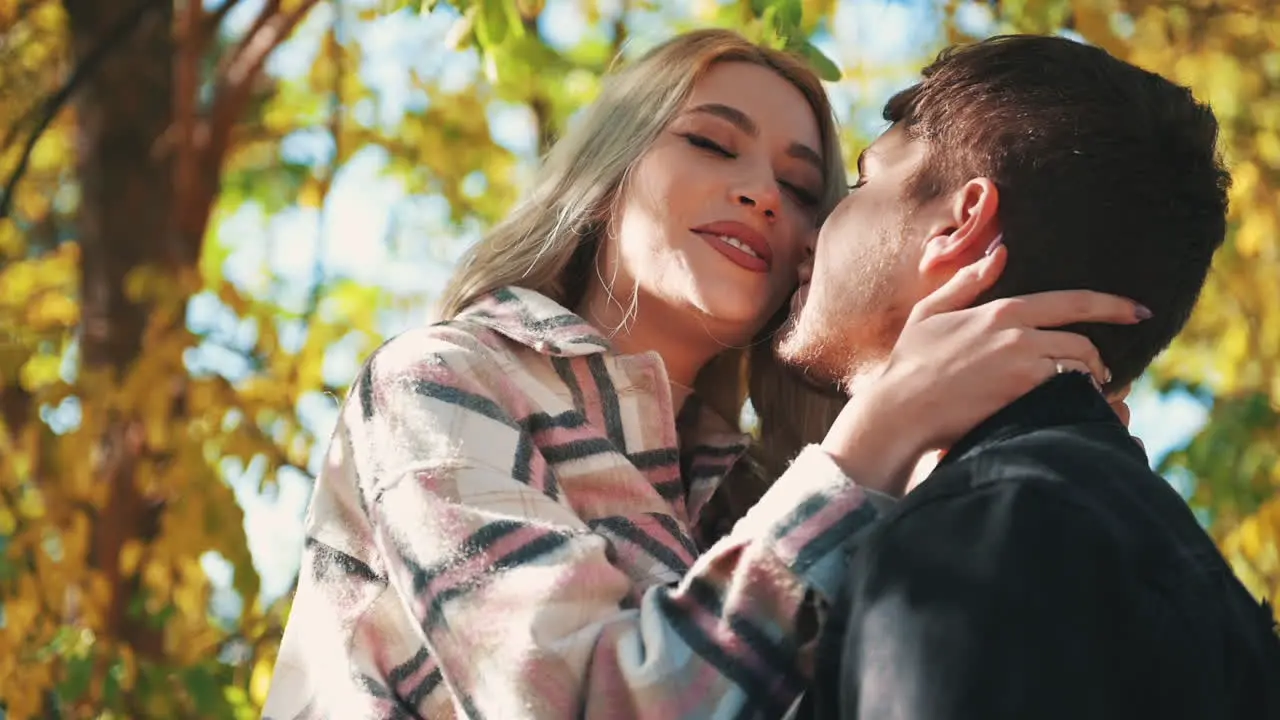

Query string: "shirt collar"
[[460, 285, 752, 470], [458, 286, 613, 357]]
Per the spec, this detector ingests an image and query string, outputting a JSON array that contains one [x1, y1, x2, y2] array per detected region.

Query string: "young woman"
[[264, 29, 1141, 719]]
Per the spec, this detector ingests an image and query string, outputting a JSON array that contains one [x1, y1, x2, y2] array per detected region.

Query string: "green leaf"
[[758, 6, 784, 48], [185, 666, 224, 715], [752, 0, 803, 39], [504, 0, 527, 38], [58, 655, 93, 701], [775, 0, 803, 34], [796, 40, 842, 81], [104, 659, 125, 707], [475, 0, 510, 47]]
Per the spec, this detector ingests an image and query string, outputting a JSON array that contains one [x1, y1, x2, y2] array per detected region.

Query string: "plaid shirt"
[[264, 286, 887, 720]]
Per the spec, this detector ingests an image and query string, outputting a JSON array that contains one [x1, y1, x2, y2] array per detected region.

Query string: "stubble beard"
[[775, 213, 916, 393], [774, 281, 902, 396], [774, 301, 868, 396], [774, 323, 839, 396]]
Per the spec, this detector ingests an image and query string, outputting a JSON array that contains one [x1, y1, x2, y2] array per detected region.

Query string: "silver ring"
[[1054, 360, 1067, 375]]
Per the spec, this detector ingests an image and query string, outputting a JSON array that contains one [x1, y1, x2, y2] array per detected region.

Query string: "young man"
[[779, 35, 1280, 719]]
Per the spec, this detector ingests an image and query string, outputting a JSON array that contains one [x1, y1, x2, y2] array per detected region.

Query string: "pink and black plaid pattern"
[[263, 286, 883, 719]]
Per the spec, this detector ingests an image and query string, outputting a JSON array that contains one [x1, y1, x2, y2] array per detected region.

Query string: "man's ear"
[[917, 178, 1001, 274]]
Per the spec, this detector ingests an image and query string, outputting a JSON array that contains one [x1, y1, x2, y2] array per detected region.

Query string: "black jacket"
[[803, 373, 1280, 720]]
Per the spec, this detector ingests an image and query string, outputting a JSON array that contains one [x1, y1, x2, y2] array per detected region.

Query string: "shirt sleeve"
[[263, 326, 886, 720], [830, 464, 1128, 720]]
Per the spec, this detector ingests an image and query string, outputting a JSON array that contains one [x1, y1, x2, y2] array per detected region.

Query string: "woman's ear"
[[918, 178, 1000, 274]]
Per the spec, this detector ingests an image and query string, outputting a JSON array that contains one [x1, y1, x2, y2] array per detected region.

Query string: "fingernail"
[[1134, 303, 1153, 320], [984, 233, 1005, 257]]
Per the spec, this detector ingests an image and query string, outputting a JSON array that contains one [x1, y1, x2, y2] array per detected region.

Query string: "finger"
[[1000, 289, 1150, 329], [1050, 357, 1097, 386], [907, 244, 1007, 324], [1029, 329, 1110, 386]]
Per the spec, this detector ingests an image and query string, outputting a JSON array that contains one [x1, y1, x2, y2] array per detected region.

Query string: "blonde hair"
[[437, 29, 849, 520]]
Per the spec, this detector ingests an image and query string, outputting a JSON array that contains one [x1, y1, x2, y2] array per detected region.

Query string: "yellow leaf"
[[24, 291, 79, 330], [1257, 130, 1280, 169], [1238, 515, 1265, 561], [15, 483, 48, 521], [119, 539, 145, 575], [250, 652, 276, 707], [18, 348, 60, 392], [28, 127, 70, 173], [13, 185, 51, 220], [297, 178, 325, 208], [0, 262, 38, 306], [0, 218, 21, 257], [1235, 213, 1270, 258]]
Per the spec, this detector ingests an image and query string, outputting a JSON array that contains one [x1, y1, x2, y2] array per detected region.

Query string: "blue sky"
[[199, 0, 1212, 605]]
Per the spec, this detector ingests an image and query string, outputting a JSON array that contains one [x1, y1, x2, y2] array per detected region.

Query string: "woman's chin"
[[686, 294, 780, 343]]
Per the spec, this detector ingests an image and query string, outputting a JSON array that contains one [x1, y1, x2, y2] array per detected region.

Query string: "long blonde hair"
[[438, 29, 849, 517]]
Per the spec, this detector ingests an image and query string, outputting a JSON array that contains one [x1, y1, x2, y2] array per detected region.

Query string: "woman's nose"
[[732, 181, 781, 222]]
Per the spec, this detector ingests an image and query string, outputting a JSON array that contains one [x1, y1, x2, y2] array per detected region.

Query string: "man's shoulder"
[[871, 421, 1213, 577], [905, 421, 1161, 516], [880, 447, 1111, 550]]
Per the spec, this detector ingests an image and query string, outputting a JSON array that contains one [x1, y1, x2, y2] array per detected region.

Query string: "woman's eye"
[[681, 133, 735, 158], [781, 181, 819, 208]]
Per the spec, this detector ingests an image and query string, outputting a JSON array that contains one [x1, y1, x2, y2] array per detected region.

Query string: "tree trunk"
[[63, 0, 178, 659]]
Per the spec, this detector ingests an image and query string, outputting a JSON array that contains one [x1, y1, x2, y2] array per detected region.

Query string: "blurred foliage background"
[[0, 0, 1276, 716]]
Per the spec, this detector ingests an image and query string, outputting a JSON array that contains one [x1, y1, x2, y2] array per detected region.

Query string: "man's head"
[[777, 35, 1230, 393]]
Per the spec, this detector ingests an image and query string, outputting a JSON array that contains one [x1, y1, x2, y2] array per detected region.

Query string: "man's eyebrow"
[[687, 103, 824, 173]]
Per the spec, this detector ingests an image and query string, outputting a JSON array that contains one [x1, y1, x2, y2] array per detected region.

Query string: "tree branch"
[[176, 0, 320, 254], [222, 0, 279, 69], [174, 0, 202, 247], [0, 0, 165, 221], [201, 0, 247, 47]]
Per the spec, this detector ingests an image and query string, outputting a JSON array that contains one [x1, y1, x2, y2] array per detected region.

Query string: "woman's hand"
[[820, 243, 1151, 497]]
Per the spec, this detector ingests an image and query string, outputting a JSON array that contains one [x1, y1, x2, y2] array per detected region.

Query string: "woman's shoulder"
[[365, 316, 520, 380], [349, 315, 540, 429]]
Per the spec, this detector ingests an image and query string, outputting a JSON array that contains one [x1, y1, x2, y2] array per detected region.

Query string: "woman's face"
[[604, 61, 826, 344]]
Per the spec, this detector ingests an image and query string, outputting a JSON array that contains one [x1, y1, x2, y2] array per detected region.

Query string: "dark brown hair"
[[885, 34, 1231, 390]]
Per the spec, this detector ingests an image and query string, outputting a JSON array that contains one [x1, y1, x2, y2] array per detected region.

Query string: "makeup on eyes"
[[676, 117, 822, 209]]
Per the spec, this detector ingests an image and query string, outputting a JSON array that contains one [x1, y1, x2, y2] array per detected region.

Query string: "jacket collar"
[[459, 285, 751, 456], [939, 372, 1134, 468], [458, 286, 613, 357]]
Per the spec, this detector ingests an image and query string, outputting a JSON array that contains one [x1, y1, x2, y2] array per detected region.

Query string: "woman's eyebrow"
[[685, 102, 823, 172]]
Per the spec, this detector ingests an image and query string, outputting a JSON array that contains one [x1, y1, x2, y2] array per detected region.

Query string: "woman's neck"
[[574, 288, 718, 411]]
